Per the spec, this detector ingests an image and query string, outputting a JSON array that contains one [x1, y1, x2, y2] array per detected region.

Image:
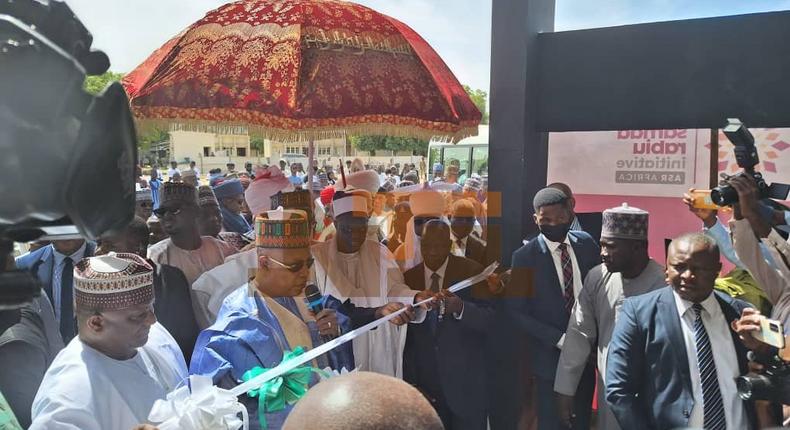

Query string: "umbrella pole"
[[308, 139, 315, 211]]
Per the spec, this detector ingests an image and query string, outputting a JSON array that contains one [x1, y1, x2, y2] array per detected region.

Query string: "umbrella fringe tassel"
[[134, 118, 478, 144]]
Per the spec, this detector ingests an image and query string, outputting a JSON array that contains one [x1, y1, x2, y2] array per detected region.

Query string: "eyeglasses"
[[267, 256, 314, 273], [153, 207, 183, 218], [139, 202, 154, 209]]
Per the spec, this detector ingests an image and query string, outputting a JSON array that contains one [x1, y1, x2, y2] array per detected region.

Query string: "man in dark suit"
[[449, 198, 487, 266], [548, 182, 603, 243], [507, 187, 600, 430], [606, 232, 756, 430], [403, 220, 493, 430], [15, 239, 95, 342]]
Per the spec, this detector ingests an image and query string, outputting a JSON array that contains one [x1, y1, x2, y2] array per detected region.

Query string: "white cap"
[[409, 190, 444, 216]]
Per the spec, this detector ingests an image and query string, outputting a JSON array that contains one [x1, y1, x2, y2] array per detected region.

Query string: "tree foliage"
[[83, 71, 124, 95], [351, 135, 429, 156], [463, 85, 489, 124], [137, 127, 169, 161], [250, 136, 266, 155]]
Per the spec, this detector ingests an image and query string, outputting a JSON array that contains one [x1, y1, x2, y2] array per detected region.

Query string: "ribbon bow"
[[241, 347, 327, 429]]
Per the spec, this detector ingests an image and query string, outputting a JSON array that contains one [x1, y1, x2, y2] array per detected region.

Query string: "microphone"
[[304, 284, 333, 342], [305, 284, 324, 313]]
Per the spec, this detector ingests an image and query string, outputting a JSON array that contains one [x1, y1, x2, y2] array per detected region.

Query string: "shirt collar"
[[53, 241, 87, 265], [672, 288, 720, 318], [543, 235, 571, 252], [451, 232, 468, 246], [426, 257, 449, 280]]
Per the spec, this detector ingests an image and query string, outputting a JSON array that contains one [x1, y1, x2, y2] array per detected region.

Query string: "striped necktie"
[[558, 243, 574, 314], [693, 303, 726, 430]]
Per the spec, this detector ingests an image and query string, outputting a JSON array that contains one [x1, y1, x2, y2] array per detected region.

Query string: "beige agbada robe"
[[312, 237, 419, 378], [554, 260, 666, 430]]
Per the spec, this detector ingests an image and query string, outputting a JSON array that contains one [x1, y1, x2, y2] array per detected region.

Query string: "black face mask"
[[539, 223, 571, 243]]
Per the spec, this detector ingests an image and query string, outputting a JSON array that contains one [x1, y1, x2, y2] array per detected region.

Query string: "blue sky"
[[68, 0, 790, 94]]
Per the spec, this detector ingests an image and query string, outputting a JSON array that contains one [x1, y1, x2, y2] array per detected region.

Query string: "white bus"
[[427, 125, 489, 183]]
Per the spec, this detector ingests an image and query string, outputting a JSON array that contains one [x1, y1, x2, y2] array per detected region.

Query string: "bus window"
[[443, 146, 471, 179], [472, 146, 488, 177], [429, 147, 441, 173]]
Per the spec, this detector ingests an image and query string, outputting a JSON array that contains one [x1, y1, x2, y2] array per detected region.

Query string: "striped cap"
[[74, 253, 154, 310], [255, 208, 311, 249]]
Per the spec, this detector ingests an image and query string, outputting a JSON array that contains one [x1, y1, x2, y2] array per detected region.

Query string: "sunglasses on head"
[[153, 207, 183, 218], [267, 256, 315, 273]]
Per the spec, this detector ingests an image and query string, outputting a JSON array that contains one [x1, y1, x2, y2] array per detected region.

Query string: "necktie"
[[693, 303, 726, 430], [558, 243, 574, 314], [60, 257, 75, 342], [428, 272, 440, 333], [430, 272, 441, 293]]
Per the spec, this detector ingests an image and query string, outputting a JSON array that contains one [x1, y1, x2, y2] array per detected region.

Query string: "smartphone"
[[753, 317, 785, 349], [689, 189, 720, 210]]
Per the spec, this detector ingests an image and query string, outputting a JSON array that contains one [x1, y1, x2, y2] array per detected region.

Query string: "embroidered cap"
[[256, 208, 311, 249], [159, 182, 198, 206], [198, 185, 219, 207], [74, 253, 154, 311], [601, 203, 649, 241]]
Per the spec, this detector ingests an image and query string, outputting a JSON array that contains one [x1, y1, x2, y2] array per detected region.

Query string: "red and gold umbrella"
[[122, 0, 481, 142]]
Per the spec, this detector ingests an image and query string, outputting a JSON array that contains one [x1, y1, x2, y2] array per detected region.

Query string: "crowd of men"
[[2, 156, 789, 430]]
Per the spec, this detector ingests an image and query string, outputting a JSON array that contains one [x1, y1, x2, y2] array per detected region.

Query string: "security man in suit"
[[449, 198, 488, 266], [403, 219, 493, 430], [606, 232, 757, 430], [15, 239, 95, 342], [507, 187, 600, 430]]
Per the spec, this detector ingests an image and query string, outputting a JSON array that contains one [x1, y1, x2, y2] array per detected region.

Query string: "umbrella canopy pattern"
[[123, 0, 481, 142]]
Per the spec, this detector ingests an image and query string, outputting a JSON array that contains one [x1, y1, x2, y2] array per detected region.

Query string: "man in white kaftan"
[[313, 188, 420, 377], [29, 253, 186, 430]]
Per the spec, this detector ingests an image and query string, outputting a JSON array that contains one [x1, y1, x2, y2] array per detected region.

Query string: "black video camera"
[[0, 0, 138, 308], [736, 352, 790, 404], [711, 119, 790, 206]]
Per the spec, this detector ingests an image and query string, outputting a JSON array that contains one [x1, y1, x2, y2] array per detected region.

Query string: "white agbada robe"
[[29, 323, 186, 430], [192, 248, 258, 328], [312, 238, 418, 378]]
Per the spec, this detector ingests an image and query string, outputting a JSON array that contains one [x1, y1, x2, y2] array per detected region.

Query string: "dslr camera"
[[711, 118, 790, 206], [736, 352, 790, 404]]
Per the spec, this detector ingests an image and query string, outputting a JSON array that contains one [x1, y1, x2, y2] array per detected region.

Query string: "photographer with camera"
[[728, 174, 790, 335], [681, 191, 775, 315], [732, 306, 790, 426]]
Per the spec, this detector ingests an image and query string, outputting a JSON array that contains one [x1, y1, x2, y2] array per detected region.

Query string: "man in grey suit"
[[606, 233, 757, 430]]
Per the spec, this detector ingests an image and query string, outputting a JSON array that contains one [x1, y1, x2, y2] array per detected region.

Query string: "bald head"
[[666, 232, 721, 303], [282, 372, 443, 430], [668, 232, 720, 261]]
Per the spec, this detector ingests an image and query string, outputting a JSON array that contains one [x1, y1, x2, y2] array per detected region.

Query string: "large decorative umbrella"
[[122, 0, 481, 143]]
